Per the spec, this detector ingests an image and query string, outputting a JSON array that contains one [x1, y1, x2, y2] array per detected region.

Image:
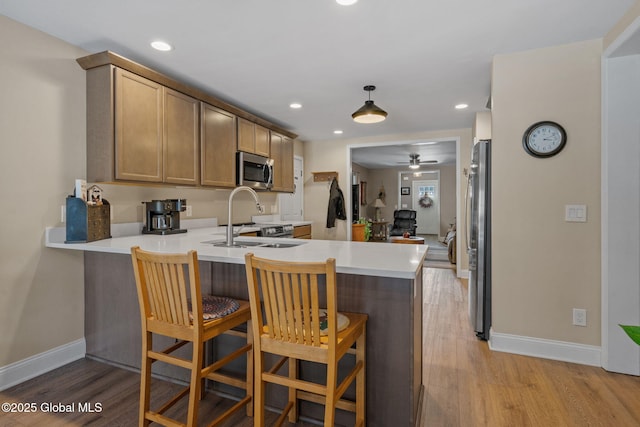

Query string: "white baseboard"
[[489, 330, 601, 367], [0, 338, 86, 391]]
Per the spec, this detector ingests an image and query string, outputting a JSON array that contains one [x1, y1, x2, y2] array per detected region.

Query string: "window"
[[418, 185, 435, 198]]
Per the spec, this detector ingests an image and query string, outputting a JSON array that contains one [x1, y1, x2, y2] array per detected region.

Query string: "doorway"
[[348, 137, 462, 270]]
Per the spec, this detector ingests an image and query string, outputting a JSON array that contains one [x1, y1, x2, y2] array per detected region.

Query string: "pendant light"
[[352, 85, 387, 124]]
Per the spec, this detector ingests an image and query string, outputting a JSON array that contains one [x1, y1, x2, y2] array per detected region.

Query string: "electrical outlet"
[[186, 205, 193, 217], [573, 308, 587, 326], [61, 205, 66, 223]]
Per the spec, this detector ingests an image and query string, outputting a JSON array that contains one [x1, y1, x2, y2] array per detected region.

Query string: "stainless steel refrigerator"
[[466, 139, 491, 340]]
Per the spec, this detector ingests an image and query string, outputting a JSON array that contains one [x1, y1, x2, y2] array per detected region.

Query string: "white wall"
[[491, 40, 602, 347], [0, 16, 88, 369], [602, 53, 640, 374], [473, 111, 492, 140]]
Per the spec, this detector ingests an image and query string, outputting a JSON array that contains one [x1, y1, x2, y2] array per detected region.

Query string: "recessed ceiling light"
[[289, 103, 302, 109], [455, 103, 468, 110], [150, 40, 172, 52], [413, 141, 437, 145], [334, 130, 343, 134], [336, 0, 358, 5]]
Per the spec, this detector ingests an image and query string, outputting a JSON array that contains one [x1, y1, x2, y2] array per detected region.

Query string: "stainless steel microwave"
[[236, 151, 273, 190]]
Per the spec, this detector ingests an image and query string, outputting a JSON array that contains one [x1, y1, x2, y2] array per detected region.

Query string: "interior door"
[[412, 179, 440, 235]]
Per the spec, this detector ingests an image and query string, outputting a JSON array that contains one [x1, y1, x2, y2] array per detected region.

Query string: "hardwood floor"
[[421, 268, 640, 427], [0, 358, 315, 427], [2, 268, 639, 426]]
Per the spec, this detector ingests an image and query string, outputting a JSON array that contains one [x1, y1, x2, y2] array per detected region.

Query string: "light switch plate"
[[565, 205, 587, 222]]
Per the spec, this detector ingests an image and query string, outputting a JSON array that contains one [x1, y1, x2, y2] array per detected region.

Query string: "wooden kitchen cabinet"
[[114, 68, 163, 182], [281, 136, 294, 191], [237, 117, 270, 157], [163, 87, 199, 185], [79, 51, 297, 186], [270, 131, 294, 192], [201, 102, 236, 187], [293, 224, 312, 239], [87, 66, 199, 184]]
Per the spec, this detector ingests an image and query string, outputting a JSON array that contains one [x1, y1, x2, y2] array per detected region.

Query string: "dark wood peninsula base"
[[84, 251, 423, 426]]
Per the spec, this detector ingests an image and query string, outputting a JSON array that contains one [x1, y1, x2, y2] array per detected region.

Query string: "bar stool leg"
[[255, 351, 265, 426], [324, 357, 338, 427], [288, 357, 299, 422], [187, 340, 204, 427], [246, 320, 254, 417], [356, 326, 366, 426], [139, 331, 152, 427]]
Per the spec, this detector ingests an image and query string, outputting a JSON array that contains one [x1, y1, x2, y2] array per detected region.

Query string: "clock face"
[[523, 121, 566, 158]]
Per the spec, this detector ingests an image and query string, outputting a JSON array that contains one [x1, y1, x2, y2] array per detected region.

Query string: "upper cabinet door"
[[237, 117, 255, 153], [237, 117, 270, 157], [163, 88, 199, 185], [270, 132, 283, 190], [201, 103, 236, 187], [254, 124, 270, 157], [281, 136, 294, 192], [270, 132, 294, 192], [114, 68, 163, 182]]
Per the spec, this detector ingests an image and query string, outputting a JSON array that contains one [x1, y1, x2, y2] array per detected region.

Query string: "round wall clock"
[[522, 121, 567, 158]]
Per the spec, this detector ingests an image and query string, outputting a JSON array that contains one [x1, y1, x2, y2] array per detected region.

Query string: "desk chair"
[[131, 246, 253, 427], [244, 253, 367, 427]]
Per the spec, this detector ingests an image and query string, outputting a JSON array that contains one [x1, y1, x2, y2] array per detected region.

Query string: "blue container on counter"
[[65, 196, 111, 243]]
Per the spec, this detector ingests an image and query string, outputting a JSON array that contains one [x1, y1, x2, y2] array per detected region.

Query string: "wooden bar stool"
[[244, 253, 367, 427], [130, 246, 253, 427]]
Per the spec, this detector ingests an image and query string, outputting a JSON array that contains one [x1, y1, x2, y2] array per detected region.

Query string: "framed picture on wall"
[[401, 187, 410, 196]]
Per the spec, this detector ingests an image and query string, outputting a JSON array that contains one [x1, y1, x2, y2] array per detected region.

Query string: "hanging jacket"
[[326, 178, 347, 228]]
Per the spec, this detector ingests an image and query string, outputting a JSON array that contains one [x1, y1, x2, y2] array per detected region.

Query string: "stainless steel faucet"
[[225, 186, 264, 247]]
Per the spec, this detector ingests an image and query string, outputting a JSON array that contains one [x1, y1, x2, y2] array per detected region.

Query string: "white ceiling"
[[0, 0, 634, 167]]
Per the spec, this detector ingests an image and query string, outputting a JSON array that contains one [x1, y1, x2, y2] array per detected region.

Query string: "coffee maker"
[[142, 199, 187, 235]]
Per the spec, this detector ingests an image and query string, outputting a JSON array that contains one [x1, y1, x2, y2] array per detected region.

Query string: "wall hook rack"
[[312, 171, 339, 182]]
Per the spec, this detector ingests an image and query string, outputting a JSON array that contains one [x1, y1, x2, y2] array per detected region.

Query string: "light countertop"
[[45, 224, 427, 280]]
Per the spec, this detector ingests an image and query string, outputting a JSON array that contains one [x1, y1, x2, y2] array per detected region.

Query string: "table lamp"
[[374, 198, 386, 221]]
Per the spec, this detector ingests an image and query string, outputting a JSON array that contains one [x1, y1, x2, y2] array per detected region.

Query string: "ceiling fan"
[[398, 153, 437, 169]]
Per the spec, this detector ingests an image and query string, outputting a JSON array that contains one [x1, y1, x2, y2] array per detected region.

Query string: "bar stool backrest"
[[131, 247, 203, 340], [245, 254, 338, 349]]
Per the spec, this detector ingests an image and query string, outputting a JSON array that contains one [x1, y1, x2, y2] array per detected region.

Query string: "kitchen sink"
[[203, 240, 263, 248], [255, 242, 302, 248], [203, 240, 305, 249]]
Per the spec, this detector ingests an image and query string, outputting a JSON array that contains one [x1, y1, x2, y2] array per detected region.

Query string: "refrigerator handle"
[[464, 165, 475, 252]]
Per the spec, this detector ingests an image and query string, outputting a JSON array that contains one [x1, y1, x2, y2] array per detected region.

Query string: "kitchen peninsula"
[[46, 226, 427, 427]]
